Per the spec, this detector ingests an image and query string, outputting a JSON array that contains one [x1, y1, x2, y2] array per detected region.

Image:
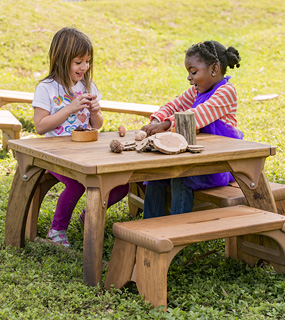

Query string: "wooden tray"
[[72, 129, 98, 142]]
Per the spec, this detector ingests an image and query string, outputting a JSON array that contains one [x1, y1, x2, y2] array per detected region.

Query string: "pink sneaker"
[[47, 229, 70, 247]]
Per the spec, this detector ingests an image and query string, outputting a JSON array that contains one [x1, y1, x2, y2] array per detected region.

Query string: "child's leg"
[[108, 183, 130, 208], [170, 178, 193, 215], [49, 172, 85, 230], [143, 185, 167, 219]]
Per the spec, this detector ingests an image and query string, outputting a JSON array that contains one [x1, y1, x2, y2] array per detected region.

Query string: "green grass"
[[1, 0, 285, 318]]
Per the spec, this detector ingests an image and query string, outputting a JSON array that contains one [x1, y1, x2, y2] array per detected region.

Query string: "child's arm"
[[34, 93, 93, 135], [189, 83, 238, 129], [141, 87, 196, 136], [141, 120, 171, 136], [153, 83, 237, 131], [88, 94, 103, 129], [150, 87, 197, 123]]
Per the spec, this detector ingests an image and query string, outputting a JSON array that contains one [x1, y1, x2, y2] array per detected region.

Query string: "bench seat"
[[128, 181, 285, 217], [194, 181, 285, 215], [0, 110, 22, 151], [105, 205, 285, 309]]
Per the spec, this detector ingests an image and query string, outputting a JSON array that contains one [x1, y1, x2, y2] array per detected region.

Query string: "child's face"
[[185, 55, 220, 93], [70, 53, 91, 85]]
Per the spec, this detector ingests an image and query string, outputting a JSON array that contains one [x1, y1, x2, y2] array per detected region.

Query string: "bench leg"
[[5, 167, 45, 247], [2, 129, 20, 153], [25, 172, 59, 241], [105, 238, 136, 289], [225, 236, 260, 267], [239, 230, 285, 273], [128, 182, 145, 217], [135, 247, 168, 310], [226, 171, 278, 266], [226, 230, 285, 273], [276, 200, 285, 215]]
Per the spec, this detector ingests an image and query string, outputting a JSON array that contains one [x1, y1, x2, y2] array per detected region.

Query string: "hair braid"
[[226, 47, 241, 69], [208, 41, 219, 63], [186, 40, 241, 75]]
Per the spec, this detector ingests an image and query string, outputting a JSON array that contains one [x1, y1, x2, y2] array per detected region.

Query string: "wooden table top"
[[8, 132, 275, 175]]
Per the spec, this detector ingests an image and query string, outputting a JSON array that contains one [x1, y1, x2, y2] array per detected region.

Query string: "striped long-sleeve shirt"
[[150, 82, 238, 130]]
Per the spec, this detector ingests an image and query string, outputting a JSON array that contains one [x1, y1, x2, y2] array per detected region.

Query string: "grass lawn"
[[0, 0, 285, 319]]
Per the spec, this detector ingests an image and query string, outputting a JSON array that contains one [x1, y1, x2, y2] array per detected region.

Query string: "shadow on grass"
[[0, 150, 10, 159]]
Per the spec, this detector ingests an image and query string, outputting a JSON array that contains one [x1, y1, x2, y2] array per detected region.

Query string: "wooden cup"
[[72, 129, 98, 142]]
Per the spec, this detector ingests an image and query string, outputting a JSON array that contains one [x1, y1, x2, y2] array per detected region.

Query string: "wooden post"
[[174, 112, 196, 145]]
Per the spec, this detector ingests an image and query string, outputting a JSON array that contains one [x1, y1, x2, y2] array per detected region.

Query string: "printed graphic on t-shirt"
[[53, 90, 90, 135]]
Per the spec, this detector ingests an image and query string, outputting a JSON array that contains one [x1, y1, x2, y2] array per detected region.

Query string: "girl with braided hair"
[[141, 40, 243, 219]]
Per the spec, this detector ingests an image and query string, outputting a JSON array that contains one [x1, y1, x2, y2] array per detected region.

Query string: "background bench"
[[0, 110, 22, 151], [0, 89, 159, 153], [0, 89, 159, 117]]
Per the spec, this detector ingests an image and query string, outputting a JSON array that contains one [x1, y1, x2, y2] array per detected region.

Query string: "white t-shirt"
[[32, 79, 102, 137]]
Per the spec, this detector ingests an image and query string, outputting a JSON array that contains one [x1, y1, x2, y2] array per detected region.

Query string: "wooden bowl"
[[72, 129, 98, 142]]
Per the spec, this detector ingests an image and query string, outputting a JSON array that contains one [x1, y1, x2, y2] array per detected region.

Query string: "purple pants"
[[49, 171, 130, 230]]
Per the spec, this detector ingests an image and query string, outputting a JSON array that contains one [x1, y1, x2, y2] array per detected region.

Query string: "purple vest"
[[181, 76, 243, 190]]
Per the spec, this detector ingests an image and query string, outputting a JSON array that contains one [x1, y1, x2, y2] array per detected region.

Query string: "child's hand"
[[141, 120, 171, 136], [68, 94, 92, 113], [88, 94, 101, 115]]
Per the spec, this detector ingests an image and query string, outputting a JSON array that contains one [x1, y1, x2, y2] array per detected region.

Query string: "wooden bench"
[[194, 181, 285, 215], [0, 89, 159, 118], [128, 180, 285, 217], [25, 171, 59, 240], [105, 205, 285, 309], [0, 110, 22, 151]]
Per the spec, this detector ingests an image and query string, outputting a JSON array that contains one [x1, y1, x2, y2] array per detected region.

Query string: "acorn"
[[118, 126, 126, 137]]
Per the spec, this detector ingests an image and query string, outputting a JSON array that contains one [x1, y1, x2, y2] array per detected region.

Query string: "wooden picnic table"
[[5, 132, 278, 286]]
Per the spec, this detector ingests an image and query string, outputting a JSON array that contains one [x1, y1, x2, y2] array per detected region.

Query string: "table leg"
[[83, 187, 107, 286], [5, 166, 45, 247], [233, 170, 277, 213], [227, 170, 284, 272]]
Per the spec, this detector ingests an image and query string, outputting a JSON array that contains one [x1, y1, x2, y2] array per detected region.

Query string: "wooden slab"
[[151, 132, 190, 154]]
